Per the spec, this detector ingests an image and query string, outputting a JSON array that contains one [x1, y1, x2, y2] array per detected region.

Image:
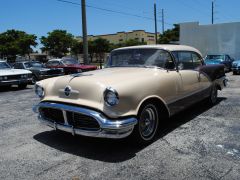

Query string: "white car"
[[0, 60, 32, 89]]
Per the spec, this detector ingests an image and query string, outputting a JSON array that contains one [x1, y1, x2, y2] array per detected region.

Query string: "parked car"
[[232, 60, 240, 75], [204, 54, 234, 72], [45, 58, 97, 74], [0, 60, 32, 89], [33, 45, 227, 144], [14, 61, 64, 84]]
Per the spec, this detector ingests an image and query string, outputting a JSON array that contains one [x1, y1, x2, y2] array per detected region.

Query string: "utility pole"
[[81, 0, 89, 64], [154, 3, 158, 44], [162, 9, 165, 34], [211, 0, 214, 24]]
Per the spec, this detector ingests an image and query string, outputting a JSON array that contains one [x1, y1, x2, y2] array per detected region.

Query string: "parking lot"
[[0, 73, 239, 180]]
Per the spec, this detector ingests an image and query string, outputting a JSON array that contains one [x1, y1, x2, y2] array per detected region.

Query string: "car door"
[[173, 51, 200, 96]]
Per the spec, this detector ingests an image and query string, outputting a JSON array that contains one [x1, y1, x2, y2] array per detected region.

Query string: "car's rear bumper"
[[33, 102, 137, 139], [215, 76, 228, 89]]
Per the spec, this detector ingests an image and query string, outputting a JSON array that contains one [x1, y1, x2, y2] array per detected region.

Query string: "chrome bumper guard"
[[33, 102, 137, 139]]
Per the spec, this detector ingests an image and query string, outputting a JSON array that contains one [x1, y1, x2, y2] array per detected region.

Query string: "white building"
[[180, 22, 240, 59]]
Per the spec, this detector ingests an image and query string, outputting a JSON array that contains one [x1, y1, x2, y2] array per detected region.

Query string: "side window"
[[173, 51, 202, 70], [46, 61, 60, 66], [14, 63, 24, 69], [192, 53, 202, 68], [154, 51, 174, 69], [178, 52, 193, 70]]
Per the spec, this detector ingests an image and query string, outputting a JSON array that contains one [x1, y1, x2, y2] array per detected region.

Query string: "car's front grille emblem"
[[64, 86, 72, 96]]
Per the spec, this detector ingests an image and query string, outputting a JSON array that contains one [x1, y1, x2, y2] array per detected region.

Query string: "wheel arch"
[[136, 96, 170, 119]]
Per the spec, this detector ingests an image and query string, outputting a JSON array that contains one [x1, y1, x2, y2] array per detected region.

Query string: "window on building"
[[141, 38, 144, 43]]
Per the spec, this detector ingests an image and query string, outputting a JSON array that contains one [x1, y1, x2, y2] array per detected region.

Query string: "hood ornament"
[[64, 86, 72, 96]]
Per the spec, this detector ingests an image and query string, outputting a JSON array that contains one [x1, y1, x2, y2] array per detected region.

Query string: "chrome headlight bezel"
[[35, 84, 45, 98], [104, 87, 119, 106]]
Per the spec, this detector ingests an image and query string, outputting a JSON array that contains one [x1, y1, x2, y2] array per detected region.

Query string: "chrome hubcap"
[[139, 105, 158, 139]]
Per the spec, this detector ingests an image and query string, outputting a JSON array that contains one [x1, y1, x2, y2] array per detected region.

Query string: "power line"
[[57, 0, 153, 21], [56, 0, 174, 26]]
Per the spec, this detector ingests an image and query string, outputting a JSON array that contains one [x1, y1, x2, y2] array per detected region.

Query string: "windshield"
[[108, 49, 172, 68], [62, 59, 79, 65], [0, 62, 11, 69], [206, 55, 225, 60], [24, 62, 44, 68]]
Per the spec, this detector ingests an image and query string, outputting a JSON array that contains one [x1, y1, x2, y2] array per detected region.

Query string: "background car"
[[204, 54, 234, 72], [45, 58, 97, 74], [232, 60, 240, 75], [14, 61, 64, 84], [0, 60, 32, 89]]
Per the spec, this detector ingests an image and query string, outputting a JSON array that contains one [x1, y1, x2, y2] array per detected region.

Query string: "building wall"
[[180, 22, 240, 59], [77, 30, 157, 45]]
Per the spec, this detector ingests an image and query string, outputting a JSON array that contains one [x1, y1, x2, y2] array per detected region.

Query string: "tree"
[[0, 29, 37, 61], [71, 39, 83, 56], [41, 30, 74, 58], [158, 24, 179, 44], [93, 38, 110, 61]]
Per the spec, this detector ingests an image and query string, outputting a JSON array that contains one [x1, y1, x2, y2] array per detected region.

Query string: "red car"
[[45, 58, 97, 74]]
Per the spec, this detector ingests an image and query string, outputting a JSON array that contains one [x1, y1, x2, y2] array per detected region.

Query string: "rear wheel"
[[132, 103, 159, 144], [208, 84, 218, 105]]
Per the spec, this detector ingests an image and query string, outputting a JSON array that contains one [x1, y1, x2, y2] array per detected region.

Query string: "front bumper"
[[33, 102, 137, 139], [0, 78, 31, 86]]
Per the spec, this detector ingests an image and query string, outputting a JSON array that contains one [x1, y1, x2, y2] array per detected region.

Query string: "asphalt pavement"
[[0, 73, 240, 180]]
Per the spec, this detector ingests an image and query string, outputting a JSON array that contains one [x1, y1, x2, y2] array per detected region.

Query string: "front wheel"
[[132, 103, 159, 144]]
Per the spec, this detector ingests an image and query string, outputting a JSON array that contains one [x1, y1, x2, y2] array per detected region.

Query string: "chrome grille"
[[39, 108, 64, 124], [67, 112, 100, 130], [39, 107, 100, 130]]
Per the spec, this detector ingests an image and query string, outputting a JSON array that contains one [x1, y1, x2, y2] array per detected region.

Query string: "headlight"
[[4, 76, 8, 80], [35, 84, 45, 98], [104, 87, 119, 106], [21, 74, 28, 78]]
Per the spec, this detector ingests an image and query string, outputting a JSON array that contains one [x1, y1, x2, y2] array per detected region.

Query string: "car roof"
[[114, 44, 202, 56], [48, 58, 62, 62], [15, 61, 40, 63]]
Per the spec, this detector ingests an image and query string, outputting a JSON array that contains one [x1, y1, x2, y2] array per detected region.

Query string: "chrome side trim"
[[33, 102, 138, 139]]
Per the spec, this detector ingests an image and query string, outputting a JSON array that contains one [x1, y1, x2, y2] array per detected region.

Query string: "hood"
[[205, 59, 223, 65], [0, 68, 32, 76], [41, 67, 166, 107]]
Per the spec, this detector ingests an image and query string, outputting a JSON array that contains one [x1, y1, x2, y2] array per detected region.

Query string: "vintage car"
[[33, 45, 227, 143], [0, 60, 32, 89], [14, 61, 64, 84], [232, 60, 240, 75], [204, 54, 234, 72], [45, 58, 98, 74]]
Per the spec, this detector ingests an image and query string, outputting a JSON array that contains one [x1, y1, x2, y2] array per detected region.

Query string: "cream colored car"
[[33, 45, 227, 143]]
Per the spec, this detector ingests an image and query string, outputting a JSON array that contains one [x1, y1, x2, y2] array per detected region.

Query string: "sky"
[[0, 0, 240, 47]]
